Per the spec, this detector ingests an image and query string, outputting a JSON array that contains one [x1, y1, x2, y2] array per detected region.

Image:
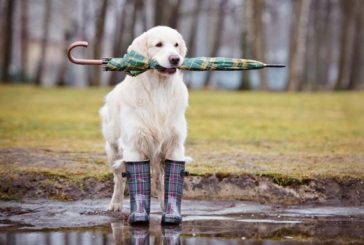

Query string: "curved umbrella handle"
[[67, 41, 105, 65]]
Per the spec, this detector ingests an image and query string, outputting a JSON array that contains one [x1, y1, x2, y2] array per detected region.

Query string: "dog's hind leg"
[[106, 142, 126, 212]]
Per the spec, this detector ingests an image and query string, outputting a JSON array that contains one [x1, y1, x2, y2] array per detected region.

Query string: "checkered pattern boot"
[[161, 160, 187, 225], [123, 160, 151, 225]]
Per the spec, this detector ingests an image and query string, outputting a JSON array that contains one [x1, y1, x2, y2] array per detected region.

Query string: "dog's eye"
[[156, 42, 163, 47], [175, 43, 179, 47]]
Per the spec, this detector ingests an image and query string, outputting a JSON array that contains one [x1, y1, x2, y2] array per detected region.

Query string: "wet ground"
[[1, 199, 364, 244]]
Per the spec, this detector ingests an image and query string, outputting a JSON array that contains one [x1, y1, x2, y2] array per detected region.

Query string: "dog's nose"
[[169, 55, 180, 66]]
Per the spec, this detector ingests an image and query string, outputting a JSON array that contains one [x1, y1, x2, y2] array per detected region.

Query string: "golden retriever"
[[100, 26, 189, 212]]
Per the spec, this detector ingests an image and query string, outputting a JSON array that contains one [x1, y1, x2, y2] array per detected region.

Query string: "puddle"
[[1, 199, 364, 244]]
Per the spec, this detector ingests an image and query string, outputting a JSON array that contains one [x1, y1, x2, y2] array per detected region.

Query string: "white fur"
[[100, 26, 189, 212]]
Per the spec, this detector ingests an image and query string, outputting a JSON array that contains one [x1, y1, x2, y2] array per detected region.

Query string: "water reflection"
[[111, 222, 181, 245], [1, 218, 364, 245], [162, 226, 181, 245], [130, 226, 150, 245]]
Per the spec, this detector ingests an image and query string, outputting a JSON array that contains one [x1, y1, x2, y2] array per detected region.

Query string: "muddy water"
[[1, 199, 364, 244]]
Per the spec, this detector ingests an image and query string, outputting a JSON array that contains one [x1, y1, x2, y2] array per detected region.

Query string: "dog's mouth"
[[157, 67, 177, 75]]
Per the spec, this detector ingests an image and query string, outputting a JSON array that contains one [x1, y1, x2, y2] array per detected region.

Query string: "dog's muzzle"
[[157, 66, 177, 74]]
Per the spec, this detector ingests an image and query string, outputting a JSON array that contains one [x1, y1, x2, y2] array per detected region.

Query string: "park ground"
[[0, 85, 363, 204]]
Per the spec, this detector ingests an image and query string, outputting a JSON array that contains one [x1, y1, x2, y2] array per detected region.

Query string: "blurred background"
[[0, 0, 363, 91], [0, 2, 364, 234]]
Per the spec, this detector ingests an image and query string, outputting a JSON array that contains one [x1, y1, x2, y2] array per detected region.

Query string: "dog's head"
[[127, 26, 187, 76]]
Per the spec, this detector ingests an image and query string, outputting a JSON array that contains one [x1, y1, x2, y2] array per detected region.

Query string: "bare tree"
[[285, 0, 311, 91], [20, 0, 29, 81], [140, 0, 148, 31], [0, 0, 3, 68], [168, 0, 182, 29], [80, 0, 88, 40], [317, 0, 334, 90], [34, 0, 52, 86], [1, 0, 15, 83], [154, 0, 167, 26], [56, 31, 73, 87], [252, 0, 268, 91], [56, 0, 72, 87], [108, 0, 146, 86], [109, 0, 130, 86], [239, 0, 253, 90], [130, 0, 139, 38], [302, 0, 336, 91], [90, 0, 109, 86], [334, 0, 357, 90], [153, 0, 183, 27], [347, 0, 363, 90], [203, 0, 227, 89], [187, 0, 203, 57]]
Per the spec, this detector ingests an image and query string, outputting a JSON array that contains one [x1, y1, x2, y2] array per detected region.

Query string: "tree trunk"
[[108, 0, 130, 86], [56, 30, 73, 87], [90, 0, 109, 86], [334, 0, 357, 90], [347, 0, 363, 90], [154, 0, 166, 26], [140, 0, 148, 31], [20, 0, 29, 81], [301, 0, 319, 91], [121, 2, 138, 55], [187, 0, 203, 57], [34, 0, 51, 86], [239, 0, 253, 90], [130, 0, 139, 38], [168, 0, 182, 29], [0, 0, 3, 68], [1, 0, 15, 83], [80, 0, 88, 40], [252, 0, 268, 91], [285, 0, 312, 91], [56, 0, 73, 87], [203, 0, 227, 89], [317, 0, 333, 90]]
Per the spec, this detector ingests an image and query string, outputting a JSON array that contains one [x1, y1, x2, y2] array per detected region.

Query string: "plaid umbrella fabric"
[[104, 50, 282, 77]]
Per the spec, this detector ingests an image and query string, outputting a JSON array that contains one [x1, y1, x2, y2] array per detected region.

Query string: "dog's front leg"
[[109, 164, 126, 211], [105, 142, 126, 212]]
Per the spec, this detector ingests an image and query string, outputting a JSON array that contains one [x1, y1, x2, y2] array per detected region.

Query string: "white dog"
[[100, 26, 188, 212]]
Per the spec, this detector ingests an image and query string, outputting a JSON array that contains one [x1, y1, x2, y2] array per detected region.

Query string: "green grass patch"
[[0, 85, 363, 181]]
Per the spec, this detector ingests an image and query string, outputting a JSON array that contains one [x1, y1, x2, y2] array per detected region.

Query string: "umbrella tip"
[[264, 64, 286, 68]]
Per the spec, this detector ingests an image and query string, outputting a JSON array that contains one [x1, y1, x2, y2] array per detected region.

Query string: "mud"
[[184, 174, 364, 205], [1, 199, 364, 244], [1, 148, 364, 205]]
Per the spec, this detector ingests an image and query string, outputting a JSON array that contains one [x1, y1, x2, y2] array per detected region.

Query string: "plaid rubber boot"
[[161, 160, 187, 225], [123, 161, 151, 225]]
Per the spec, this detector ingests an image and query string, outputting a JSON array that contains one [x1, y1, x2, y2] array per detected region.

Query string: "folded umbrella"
[[67, 41, 285, 77]]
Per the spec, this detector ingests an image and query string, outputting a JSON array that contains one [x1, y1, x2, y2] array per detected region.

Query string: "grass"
[[0, 85, 364, 182]]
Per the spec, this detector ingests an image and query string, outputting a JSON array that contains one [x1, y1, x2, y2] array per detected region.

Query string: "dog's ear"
[[127, 33, 148, 57], [178, 33, 188, 58]]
